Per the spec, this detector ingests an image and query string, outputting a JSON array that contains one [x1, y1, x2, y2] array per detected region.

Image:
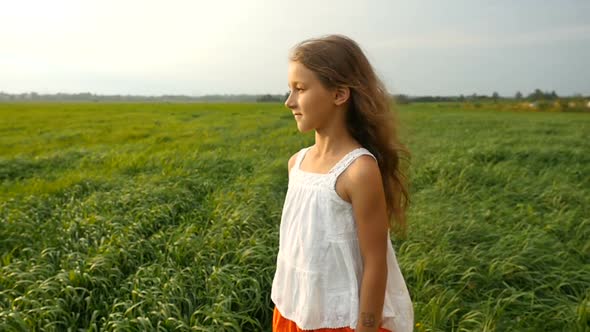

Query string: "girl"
[[271, 35, 414, 332]]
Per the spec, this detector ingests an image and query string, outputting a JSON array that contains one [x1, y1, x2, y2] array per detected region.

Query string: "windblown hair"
[[289, 34, 412, 236]]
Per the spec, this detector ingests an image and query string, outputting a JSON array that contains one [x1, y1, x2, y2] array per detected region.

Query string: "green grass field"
[[0, 102, 588, 331]]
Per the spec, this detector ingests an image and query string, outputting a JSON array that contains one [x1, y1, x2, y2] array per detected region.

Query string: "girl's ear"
[[334, 86, 350, 106]]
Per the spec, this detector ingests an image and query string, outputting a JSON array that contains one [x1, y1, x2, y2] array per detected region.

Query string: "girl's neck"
[[313, 125, 359, 158]]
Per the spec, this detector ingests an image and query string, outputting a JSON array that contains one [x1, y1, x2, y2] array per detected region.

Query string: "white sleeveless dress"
[[271, 146, 414, 332]]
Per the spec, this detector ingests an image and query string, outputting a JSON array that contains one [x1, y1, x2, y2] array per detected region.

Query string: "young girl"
[[271, 35, 414, 332]]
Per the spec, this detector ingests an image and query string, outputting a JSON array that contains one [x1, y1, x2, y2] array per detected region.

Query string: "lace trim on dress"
[[293, 147, 377, 188]]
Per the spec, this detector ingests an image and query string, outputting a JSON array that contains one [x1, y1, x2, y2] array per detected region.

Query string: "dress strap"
[[329, 147, 377, 180], [293, 147, 312, 170]]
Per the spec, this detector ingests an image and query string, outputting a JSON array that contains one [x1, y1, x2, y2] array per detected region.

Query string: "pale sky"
[[1, 0, 589, 96]]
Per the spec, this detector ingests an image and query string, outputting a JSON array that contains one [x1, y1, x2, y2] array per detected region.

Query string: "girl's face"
[[285, 61, 337, 133]]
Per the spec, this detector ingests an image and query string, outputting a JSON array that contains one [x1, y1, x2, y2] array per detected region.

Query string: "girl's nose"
[[284, 92, 295, 109]]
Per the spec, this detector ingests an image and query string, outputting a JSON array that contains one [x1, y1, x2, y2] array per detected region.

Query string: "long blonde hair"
[[289, 34, 412, 236]]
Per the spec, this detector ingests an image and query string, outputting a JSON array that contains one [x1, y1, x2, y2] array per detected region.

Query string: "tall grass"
[[0, 102, 588, 331]]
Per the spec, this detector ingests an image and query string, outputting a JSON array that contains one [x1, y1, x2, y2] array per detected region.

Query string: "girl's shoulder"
[[332, 146, 378, 178], [344, 153, 380, 179], [337, 151, 381, 199]]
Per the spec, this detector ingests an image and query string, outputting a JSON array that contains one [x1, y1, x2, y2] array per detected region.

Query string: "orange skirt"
[[273, 306, 392, 332]]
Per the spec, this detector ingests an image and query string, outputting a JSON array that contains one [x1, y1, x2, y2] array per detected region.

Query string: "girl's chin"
[[294, 118, 315, 132]]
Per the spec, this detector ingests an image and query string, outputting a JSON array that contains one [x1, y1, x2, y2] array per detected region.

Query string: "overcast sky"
[[1, 0, 589, 96]]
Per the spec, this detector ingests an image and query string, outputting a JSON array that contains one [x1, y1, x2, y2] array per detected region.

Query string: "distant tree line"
[[255, 94, 286, 102], [393, 89, 589, 104], [1, 89, 587, 103], [0, 92, 260, 103]]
